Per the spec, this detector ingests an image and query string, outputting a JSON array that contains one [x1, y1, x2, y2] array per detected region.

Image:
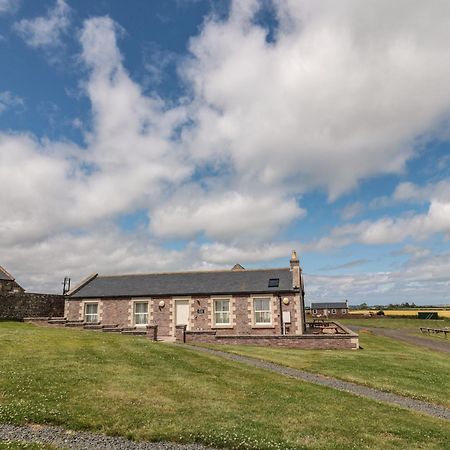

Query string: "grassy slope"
[[203, 331, 450, 408], [0, 323, 449, 450]]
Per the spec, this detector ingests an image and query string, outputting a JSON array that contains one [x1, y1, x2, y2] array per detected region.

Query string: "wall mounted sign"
[[196, 308, 205, 314]]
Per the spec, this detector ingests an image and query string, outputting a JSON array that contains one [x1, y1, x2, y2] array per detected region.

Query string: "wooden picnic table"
[[419, 327, 449, 338]]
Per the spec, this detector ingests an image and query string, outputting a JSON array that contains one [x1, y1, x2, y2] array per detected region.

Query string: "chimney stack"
[[290, 250, 301, 289]]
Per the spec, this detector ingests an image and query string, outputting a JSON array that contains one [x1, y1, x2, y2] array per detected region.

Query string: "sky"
[[1, 0, 450, 305]]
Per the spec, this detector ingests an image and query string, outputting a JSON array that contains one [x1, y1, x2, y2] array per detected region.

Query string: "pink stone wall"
[[65, 293, 304, 337]]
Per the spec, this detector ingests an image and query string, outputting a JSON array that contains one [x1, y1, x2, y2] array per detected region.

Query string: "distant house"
[[0, 266, 24, 295], [311, 301, 348, 317], [65, 251, 306, 339]]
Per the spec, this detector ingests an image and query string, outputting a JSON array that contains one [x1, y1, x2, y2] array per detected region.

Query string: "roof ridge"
[[0, 265, 14, 280], [311, 302, 347, 305], [96, 267, 290, 278]]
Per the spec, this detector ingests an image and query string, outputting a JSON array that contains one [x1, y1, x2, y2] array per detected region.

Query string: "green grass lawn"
[[202, 330, 450, 408], [0, 443, 58, 450], [0, 322, 450, 450]]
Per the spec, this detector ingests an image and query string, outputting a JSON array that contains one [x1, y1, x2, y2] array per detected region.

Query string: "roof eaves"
[[70, 288, 297, 299]]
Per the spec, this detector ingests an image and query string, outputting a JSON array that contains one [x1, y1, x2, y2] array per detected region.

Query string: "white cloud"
[[0, 134, 73, 245], [314, 203, 450, 250], [151, 187, 304, 241], [199, 241, 296, 265], [311, 180, 450, 250], [0, 228, 204, 293], [14, 0, 70, 48], [1, 16, 192, 246], [306, 250, 450, 305], [182, 0, 450, 199], [340, 202, 363, 220], [0, 91, 24, 113], [393, 245, 431, 261], [2, 1, 450, 301], [0, 0, 19, 15], [368, 180, 450, 210], [393, 180, 450, 204]]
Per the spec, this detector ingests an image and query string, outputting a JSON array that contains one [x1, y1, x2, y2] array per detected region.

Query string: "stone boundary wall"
[[0, 293, 65, 320], [177, 323, 359, 349]]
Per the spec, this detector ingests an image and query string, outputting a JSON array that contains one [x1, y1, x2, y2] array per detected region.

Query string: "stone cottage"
[[311, 301, 348, 317], [0, 266, 24, 294], [66, 251, 306, 338]]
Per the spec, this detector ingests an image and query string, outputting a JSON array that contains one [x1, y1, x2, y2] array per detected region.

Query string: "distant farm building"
[[311, 301, 348, 317]]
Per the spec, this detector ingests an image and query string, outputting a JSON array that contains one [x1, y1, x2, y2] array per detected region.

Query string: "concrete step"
[[48, 318, 67, 325], [121, 330, 147, 336], [83, 324, 103, 330], [65, 321, 85, 328], [158, 336, 176, 343]]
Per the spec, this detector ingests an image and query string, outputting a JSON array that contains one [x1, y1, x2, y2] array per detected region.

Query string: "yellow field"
[[350, 309, 450, 318]]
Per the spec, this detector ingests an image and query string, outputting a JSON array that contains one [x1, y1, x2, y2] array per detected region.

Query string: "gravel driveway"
[[0, 423, 214, 450]]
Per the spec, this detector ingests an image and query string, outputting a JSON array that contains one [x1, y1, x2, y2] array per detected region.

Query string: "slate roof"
[[311, 302, 347, 309], [0, 266, 14, 281], [71, 268, 294, 298]]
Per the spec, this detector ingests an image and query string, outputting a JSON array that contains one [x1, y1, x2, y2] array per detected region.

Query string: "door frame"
[[173, 298, 191, 333]]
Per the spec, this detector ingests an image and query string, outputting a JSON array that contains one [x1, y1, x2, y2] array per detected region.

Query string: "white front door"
[[175, 300, 190, 328]]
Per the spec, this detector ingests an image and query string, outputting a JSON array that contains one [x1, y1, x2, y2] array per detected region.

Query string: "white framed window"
[[84, 303, 98, 323], [134, 302, 149, 326], [253, 297, 271, 325], [342, 309, 347, 314], [332, 309, 336, 314], [313, 309, 317, 314], [214, 299, 230, 325]]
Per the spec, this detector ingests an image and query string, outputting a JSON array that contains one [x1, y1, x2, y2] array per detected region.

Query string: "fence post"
[[146, 324, 158, 341], [175, 325, 187, 343]]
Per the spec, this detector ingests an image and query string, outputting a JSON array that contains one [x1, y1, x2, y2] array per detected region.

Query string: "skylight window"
[[268, 278, 279, 288]]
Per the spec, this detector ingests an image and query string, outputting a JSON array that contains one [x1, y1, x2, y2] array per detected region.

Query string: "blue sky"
[[1, 0, 450, 305]]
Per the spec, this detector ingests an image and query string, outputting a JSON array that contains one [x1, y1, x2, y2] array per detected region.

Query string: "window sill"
[[212, 325, 234, 329], [252, 325, 275, 329]]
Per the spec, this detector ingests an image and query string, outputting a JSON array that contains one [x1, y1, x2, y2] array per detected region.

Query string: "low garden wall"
[[176, 324, 359, 349], [0, 293, 65, 320]]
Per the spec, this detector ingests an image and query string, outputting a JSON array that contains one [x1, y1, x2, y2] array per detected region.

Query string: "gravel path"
[[349, 325, 450, 354], [0, 423, 214, 450], [184, 345, 450, 421]]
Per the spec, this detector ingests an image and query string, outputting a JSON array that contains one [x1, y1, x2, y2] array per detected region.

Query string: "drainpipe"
[[278, 295, 284, 335]]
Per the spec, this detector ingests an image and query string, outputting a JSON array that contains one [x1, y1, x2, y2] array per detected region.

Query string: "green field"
[[339, 317, 450, 330], [339, 317, 450, 341], [0, 322, 449, 450]]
